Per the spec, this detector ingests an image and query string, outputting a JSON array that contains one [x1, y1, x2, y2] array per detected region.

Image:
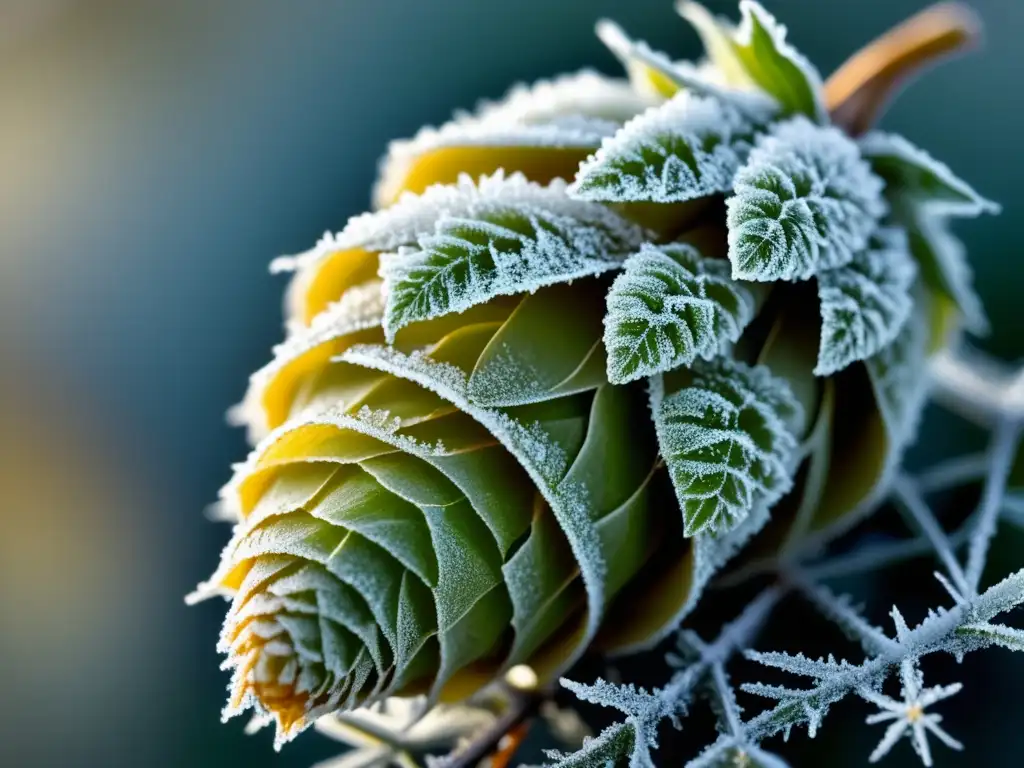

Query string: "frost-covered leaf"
[[596, 18, 687, 100], [651, 358, 803, 537], [727, 117, 886, 282], [903, 208, 988, 335], [371, 74, 643, 207], [676, 2, 751, 88], [603, 243, 757, 384], [860, 132, 1000, 217], [379, 178, 645, 340], [570, 91, 764, 203], [865, 291, 931, 453], [815, 228, 917, 376], [728, 1, 827, 121], [595, 18, 778, 119], [470, 69, 654, 128]]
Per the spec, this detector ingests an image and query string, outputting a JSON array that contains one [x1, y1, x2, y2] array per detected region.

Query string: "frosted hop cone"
[[190, 1, 997, 745]]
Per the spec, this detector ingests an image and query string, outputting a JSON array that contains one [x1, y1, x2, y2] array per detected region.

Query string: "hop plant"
[[189, 0, 999, 751]]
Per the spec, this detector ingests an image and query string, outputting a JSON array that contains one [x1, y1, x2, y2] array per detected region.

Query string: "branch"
[[438, 690, 542, 768], [965, 418, 1022, 593], [891, 474, 972, 597]]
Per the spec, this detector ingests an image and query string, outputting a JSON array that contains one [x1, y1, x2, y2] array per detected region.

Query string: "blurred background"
[[0, 0, 1021, 765]]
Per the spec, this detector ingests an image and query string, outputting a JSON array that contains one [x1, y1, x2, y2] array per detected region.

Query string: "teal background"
[[0, 1, 1020, 765]]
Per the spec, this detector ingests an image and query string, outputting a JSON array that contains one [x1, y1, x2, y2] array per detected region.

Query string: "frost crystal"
[[727, 117, 886, 282], [651, 358, 803, 536], [815, 228, 917, 376], [861, 661, 963, 766], [571, 91, 764, 203], [379, 179, 645, 339], [603, 243, 756, 384]]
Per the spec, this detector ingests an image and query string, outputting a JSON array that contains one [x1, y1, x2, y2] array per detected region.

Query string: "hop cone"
[[191, 0, 997, 744]]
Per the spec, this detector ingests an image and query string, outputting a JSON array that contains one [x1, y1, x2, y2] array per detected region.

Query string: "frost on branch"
[[378, 176, 646, 340], [727, 117, 887, 282], [651, 359, 803, 537], [815, 228, 917, 376], [603, 243, 757, 384], [570, 92, 764, 203]]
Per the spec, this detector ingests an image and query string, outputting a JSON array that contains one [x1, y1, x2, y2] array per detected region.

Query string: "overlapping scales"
[[197, 262, 703, 743], [372, 70, 653, 209]]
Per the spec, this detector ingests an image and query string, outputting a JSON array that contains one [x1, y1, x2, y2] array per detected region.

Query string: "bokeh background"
[[1, 0, 1021, 765]]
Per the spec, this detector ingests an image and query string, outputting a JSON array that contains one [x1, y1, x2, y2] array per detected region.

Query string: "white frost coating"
[[217, 401, 451, 522], [650, 358, 803, 537], [334, 343, 608, 678], [859, 131, 1001, 218], [866, 294, 932, 457], [275, 171, 573, 275], [379, 178, 646, 339], [570, 91, 759, 203], [734, 1, 827, 122], [596, 18, 777, 120], [910, 212, 988, 335], [603, 243, 756, 384], [467, 69, 653, 128], [230, 281, 386, 441], [727, 117, 887, 282], [815, 228, 917, 377], [373, 109, 615, 208]]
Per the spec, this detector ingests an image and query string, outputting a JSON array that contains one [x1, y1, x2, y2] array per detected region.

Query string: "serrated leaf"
[[728, 1, 827, 121], [726, 117, 886, 282], [379, 179, 645, 340], [570, 91, 763, 203], [815, 228, 917, 376], [651, 358, 803, 537], [603, 243, 757, 384], [860, 131, 1000, 217]]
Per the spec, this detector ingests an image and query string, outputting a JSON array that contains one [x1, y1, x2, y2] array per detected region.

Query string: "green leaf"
[[727, 117, 886, 282], [595, 18, 779, 118], [380, 178, 644, 340], [651, 358, 803, 537], [815, 228, 917, 376], [860, 131, 1000, 217], [468, 281, 608, 407], [570, 92, 765, 203], [603, 243, 758, 384], [728, 0, 827, 121]]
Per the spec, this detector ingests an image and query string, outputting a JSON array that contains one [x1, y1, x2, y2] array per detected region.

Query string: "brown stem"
[[826, 3, 981, 136], [442, 690, 543, 768]]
